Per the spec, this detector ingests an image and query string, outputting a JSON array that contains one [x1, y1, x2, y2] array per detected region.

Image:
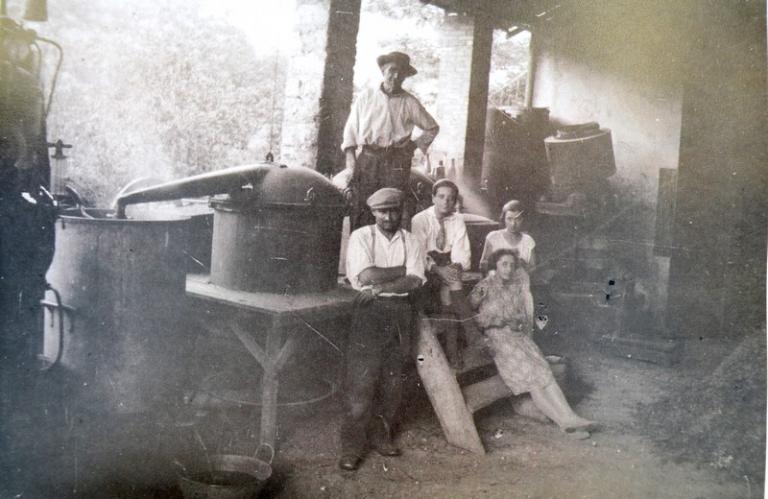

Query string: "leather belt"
[[362, 144, 407, 154], [376, 294, 411, 302]]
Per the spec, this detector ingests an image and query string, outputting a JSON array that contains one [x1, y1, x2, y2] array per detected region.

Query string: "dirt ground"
[[1, 326, 763, 499], [258, 330, 764, 499]]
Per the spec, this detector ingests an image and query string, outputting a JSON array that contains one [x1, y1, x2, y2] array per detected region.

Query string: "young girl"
[[478, 200, 535, 333], [470, 249, 596, 433]]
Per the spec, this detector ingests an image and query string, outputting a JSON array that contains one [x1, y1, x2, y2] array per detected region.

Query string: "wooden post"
[[259, 324, 283, 449]]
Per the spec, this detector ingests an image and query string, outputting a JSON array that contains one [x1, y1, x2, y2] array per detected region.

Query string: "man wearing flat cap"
[[340, 187, 425, 471], [340, 51, 440, 230]]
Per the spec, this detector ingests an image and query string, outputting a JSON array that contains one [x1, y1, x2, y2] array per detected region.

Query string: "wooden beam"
[[415, 314, 486, 454], [462, 374, 513, 413], [230, 323, 270, 370]]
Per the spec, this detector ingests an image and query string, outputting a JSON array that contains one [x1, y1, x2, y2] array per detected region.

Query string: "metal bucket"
[[178, 445, 274, 499], [42, 208, 191, 414]]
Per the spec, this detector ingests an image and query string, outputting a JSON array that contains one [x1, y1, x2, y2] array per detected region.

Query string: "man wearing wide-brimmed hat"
[[340, 51, 440, 231]]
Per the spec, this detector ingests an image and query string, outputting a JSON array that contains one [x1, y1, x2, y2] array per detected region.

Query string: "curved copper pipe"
[[114, 163, 274, 218]]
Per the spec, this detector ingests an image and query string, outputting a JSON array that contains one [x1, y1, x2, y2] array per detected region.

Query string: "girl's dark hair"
[[488, 248, 519, 272]]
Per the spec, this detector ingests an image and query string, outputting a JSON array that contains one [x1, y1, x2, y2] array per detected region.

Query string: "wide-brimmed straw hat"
[[376, 51, 417, 77]]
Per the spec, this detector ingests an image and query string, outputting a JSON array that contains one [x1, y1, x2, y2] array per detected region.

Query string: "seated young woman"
[[469, 248, 597, 433], [478, 200, 535, 334]]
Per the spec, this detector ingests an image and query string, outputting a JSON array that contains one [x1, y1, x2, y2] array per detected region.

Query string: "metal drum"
[[210, 165, 345, 293], [544, 124, 616, 201], [42, 209, 190, 414]]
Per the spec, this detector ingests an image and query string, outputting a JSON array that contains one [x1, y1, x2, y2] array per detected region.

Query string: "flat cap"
[[367, 188, 404, 210]]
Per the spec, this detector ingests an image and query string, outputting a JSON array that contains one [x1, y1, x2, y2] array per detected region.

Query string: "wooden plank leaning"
[[414, 312, 485, 455]]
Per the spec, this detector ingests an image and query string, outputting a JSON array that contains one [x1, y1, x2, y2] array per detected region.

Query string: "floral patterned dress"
[[478, 230, 536, 333], [469, 272, 554, 395]]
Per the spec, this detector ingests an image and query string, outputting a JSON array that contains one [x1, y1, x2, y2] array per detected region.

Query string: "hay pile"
[[638, 331, 766, 483]]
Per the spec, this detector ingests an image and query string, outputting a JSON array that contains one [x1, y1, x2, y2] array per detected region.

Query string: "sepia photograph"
[[0, 0, 765, 497]]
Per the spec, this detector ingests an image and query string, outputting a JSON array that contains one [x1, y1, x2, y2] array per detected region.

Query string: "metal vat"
[[544, 124, 616, 201], [43, 209, 190, 414], [481, 107, 552, 214], [209, 165, 345, 293]]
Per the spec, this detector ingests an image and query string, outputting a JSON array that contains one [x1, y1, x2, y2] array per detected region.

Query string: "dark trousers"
[[350, 147, 414, 231], [340, 297, 413, 456]]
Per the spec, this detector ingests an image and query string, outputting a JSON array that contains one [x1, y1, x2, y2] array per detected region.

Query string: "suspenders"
[[370, 225, 407, 267]]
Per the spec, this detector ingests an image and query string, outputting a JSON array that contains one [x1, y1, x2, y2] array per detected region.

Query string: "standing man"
[[341, 51, 440, 230], [340, 188, 425, 471], [411, 179, 483, 366]]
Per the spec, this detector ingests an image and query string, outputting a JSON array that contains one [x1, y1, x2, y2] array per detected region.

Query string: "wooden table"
[[186, 274, 358, 449]]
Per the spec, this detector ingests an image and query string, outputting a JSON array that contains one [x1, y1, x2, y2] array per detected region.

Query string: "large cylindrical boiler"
[[43, 210, 190, 414]]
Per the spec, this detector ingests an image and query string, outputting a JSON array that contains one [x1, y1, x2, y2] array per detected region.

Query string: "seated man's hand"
[[468, 334, 494, 356], [354, 286, 378, 306], [432, 264, 460, 284]]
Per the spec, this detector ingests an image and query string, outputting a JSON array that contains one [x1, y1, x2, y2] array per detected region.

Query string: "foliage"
[[488, 30, 531, 107], [38, 0, 284, 205]]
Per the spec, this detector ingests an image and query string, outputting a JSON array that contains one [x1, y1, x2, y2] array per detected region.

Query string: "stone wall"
[[280, 0, 360, 173], [432, 12, 492, 186]]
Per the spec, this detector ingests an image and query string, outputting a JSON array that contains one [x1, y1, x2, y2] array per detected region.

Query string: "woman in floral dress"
[[478, 200, 535, 333], [470, 248, 596, 433]]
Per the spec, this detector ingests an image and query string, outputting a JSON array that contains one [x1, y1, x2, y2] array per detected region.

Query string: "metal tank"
[[115, 162, 347, 293], [480, 107, 552, 214], [543, 123, 616, 201], [43, 209, 190, 414], [209, 165, 345, 293]]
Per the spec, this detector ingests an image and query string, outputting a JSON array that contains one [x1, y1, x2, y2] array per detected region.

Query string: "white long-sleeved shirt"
[[411, 206, 472, 271], [341, 84, 439, 153]]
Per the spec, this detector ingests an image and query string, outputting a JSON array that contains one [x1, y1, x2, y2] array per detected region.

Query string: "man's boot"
[[371, 415, 401, 457]]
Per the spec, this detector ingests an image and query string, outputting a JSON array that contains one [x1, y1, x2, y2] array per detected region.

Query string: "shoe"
[[373, 440, 402, 457], [338, 454, 361, 471], [562, 419, 599, 433], [371, 415, 402, 457]]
